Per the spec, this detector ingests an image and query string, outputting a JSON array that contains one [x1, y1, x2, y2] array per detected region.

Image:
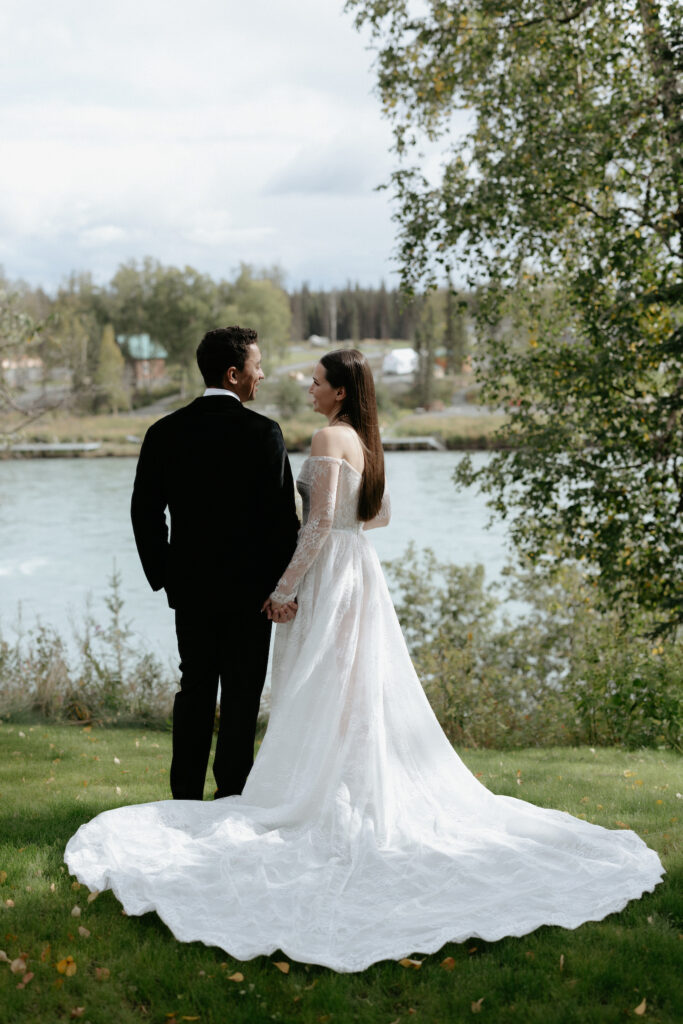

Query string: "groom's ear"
[[223, 367, 238, 388]]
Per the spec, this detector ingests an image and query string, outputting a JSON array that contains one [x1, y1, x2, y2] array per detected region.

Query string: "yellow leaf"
[[274, 961, 290, 974], [57, 956, 77, 976], [471, 997, 484, 1013], [441, 956, 456, 970], [227, 972, 244, 983], [0, 871, 7, 884], [71, 882, 81, 890], [634, 997, 647, 1015], [399, 958, 423, 969], [181, 1018, 200, 1021]]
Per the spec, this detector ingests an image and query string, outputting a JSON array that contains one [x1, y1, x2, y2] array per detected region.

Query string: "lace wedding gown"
[[65, 456, 664, 972]]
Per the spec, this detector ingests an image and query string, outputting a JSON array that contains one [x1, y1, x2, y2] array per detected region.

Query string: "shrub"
[[383, 546, 682, 750], [0, 569, 174, 726]]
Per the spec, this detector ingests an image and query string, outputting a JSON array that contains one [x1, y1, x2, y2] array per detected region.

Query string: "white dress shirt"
[[202, 387, 241, 401]]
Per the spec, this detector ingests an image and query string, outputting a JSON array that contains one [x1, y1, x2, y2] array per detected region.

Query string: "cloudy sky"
[[0, 0, 406, 292]]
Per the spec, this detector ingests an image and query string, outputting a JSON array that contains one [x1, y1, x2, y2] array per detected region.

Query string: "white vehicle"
[[382, 348, 419, 375]]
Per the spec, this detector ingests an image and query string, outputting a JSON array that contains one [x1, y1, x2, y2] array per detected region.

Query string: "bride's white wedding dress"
[[65, 456, 664, 972]]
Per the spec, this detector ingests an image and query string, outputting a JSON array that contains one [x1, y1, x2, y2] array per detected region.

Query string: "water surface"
[[0, 451, 510, 664]]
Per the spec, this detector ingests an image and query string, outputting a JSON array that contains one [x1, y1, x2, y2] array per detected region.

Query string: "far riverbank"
[[0, 408, 508, 457]]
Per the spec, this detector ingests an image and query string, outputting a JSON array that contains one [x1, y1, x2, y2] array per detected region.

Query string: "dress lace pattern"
[[64, 457, 664, 972], [270, 457, 390, 602]]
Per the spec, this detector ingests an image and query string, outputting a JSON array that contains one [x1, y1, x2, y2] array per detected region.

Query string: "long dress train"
[[65, 456, 664, 972]]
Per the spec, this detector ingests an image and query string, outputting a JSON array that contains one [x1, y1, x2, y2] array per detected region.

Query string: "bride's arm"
[[268, 455, 342, 604], [363, 489, 391, 531]]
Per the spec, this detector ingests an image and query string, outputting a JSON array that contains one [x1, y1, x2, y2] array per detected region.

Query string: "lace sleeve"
[[269, 457, 342, 603], [363, 489, 391, 531]]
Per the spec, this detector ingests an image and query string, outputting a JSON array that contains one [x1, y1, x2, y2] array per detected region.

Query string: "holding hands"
[[261, 597, 298, 623]]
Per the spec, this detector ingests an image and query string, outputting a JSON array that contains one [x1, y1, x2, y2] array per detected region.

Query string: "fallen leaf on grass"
[[634, 998, 647, 1016], [70, 1008, 85, 1019], [227, 972, 244, 983], [116, 786, 122, 795], [114, 757, 121, 765], [441, 956, 456, 970], [5, 899, 15, 907], [71, 905, 81, 917], [471, 997, 484, 1013], [559, 954, 565, 971], [0, 950, 8, 962], [274, 961, 290, 974], [304, 980, 318, 991], [57, 956, 77, 976], [615, 821, 630, 829], [398, 958, 423, 969], [78, 926, 90, 938], [87, 890, 100, 903], [525, 951, 535, 960], [10, 957, 27, 974], [0, 871, 7, 884], [94, 967, 110, 981], [71, 882, 81, 891], [17, 971, 34, 989], [181, 1017, 200, 1021], [40, 944, 51, 962]]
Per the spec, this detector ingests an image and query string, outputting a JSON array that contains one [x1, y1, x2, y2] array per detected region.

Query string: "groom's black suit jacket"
[[131, 396, 300, 611]]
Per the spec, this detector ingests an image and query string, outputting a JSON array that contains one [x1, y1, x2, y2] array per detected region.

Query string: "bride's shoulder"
[[310, 427, 345, 459]]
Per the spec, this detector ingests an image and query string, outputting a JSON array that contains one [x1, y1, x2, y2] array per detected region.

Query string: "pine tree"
[[95, 324, 129, 413]]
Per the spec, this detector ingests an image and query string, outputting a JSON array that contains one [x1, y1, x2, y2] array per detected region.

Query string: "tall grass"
[[0, 569, 173, 726]]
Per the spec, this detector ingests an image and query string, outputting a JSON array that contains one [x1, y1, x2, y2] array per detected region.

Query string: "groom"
[[131, 326, 300, 800]]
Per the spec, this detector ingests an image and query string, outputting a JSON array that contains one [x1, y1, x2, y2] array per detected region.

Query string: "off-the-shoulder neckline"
[[303, 455, 362, 477]]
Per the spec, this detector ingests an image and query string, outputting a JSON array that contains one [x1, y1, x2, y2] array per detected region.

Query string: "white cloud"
[[0, 0, 405, 289]]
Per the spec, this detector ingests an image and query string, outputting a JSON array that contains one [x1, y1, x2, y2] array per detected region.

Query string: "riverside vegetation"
[[1, 559, 680, 753]]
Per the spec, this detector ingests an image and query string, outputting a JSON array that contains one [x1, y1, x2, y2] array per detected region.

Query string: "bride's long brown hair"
[[320, 348, 385, 521]]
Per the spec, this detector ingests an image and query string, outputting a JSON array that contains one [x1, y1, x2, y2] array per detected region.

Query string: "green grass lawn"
[[0, 723, 680, 1024]]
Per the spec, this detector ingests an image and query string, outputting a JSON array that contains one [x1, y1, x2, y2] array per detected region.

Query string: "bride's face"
[[309, 363, 343, 417]]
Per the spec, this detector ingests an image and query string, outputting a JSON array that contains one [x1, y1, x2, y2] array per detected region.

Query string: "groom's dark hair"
[[196, 326, 258, 387]]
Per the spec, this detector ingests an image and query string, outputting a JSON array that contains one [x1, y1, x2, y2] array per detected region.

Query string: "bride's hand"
[[261, 598, 298, 623]]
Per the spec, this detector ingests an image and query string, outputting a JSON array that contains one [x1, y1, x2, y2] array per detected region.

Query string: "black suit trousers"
[[171, 602, 272, 800]]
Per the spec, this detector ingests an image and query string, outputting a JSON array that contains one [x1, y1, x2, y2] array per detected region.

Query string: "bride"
[[65, 348, 664, 973]]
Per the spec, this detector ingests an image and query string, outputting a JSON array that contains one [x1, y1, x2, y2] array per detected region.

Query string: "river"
[[0, 451, 513, 665]]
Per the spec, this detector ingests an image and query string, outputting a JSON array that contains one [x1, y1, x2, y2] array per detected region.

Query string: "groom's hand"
[[261, 598, 298, 623]]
